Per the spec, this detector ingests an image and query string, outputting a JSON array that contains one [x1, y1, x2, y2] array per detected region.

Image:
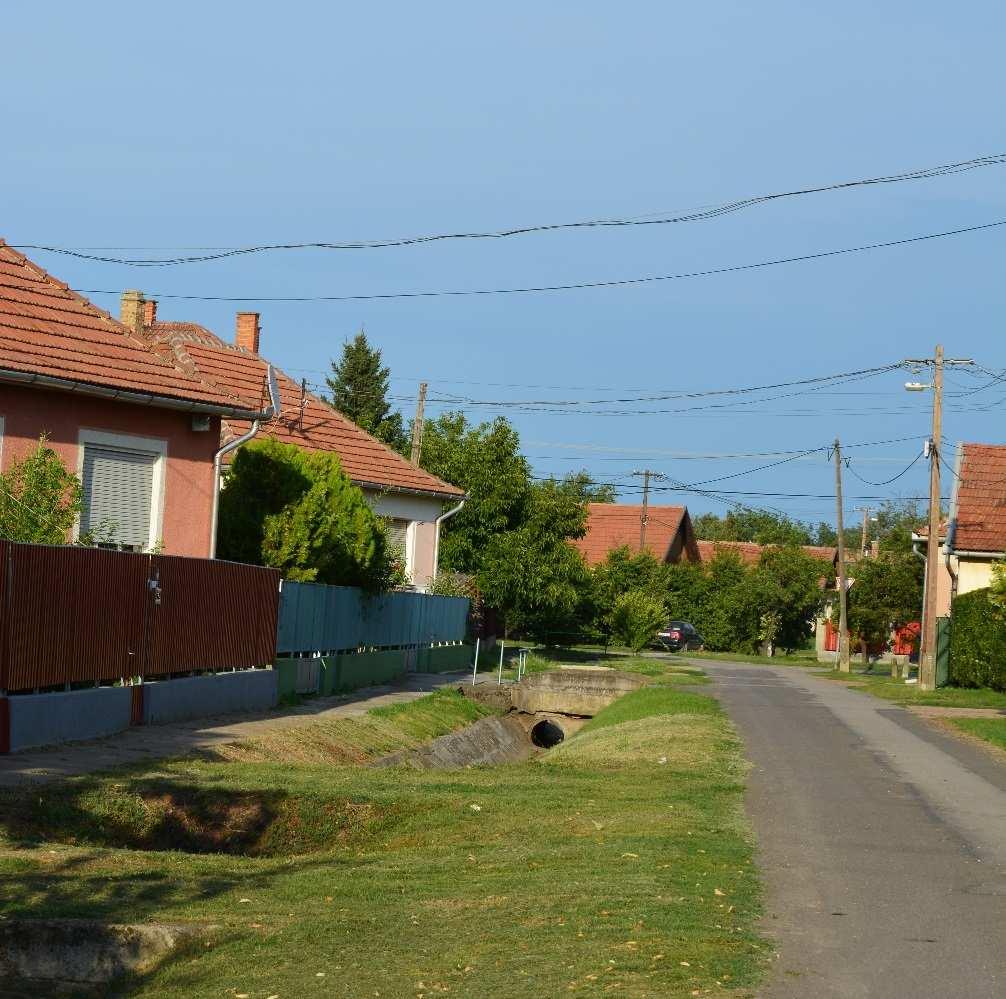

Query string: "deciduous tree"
[[0, 437, 82, 545]]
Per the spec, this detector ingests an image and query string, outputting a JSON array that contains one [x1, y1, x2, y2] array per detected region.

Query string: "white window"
[[77, 430, 167, 551]]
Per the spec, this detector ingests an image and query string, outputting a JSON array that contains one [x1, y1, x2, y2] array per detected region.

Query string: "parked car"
[[656, 620, 704, 652]]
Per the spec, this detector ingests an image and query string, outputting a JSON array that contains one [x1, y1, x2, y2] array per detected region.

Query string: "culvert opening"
[[530, 719, 565, 748]]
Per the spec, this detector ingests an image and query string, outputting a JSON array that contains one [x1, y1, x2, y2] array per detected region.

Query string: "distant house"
[[139, 295, 464, 590], [936, 442, 1006, 613], [573, 503, 700, 566], [0, 244, 271, 556]]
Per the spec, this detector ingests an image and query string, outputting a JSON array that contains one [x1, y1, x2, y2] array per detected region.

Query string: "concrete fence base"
[[142, 670, 278, 726], [5, 687, 133, 753]]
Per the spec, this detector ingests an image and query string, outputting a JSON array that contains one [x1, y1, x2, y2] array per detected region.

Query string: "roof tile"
[[0, 243, 253, 411], [952, 443, 1006, 553], [573, 503, 691, 566]]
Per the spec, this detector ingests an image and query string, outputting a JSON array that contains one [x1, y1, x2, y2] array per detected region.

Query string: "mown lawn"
[[0, 680, 767, 997], [813, 669, 1006, 709], [950, 717, 1006, 752]]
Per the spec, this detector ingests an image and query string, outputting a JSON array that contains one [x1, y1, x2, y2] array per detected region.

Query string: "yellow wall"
[[956, 557, 995, 597]]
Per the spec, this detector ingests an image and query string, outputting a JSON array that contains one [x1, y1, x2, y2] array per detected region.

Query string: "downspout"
[[209, 366, 281, 558], [944, 444, 963, 603], [431, 497, 466, 585]]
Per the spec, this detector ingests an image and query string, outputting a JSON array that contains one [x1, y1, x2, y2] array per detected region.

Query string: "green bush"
[[610, 589, 666, 652], [949, 587, 1006, 691]]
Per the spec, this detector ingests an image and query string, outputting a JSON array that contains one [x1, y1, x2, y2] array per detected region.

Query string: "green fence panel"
[[334, 649, 406, 692], [935, 616, 951, 688], [274, 658, 300, 700]]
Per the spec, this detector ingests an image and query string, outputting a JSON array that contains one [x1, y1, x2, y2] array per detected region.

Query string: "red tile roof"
[[951, 443, 1006, 553], [696, 539, 837, 565], [573, 504, 696, 566], [149, 321, 463, 498], [0, 243, 257, 413]]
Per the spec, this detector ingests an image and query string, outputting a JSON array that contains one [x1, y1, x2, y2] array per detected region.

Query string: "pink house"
[[0, 243, 271, 556]]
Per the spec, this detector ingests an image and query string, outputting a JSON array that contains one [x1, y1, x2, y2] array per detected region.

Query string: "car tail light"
[[670, 629, 681, 639]]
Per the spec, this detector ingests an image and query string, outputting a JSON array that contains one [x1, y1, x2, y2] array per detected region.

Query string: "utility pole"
[[410, 381, 428, 465], [903, 347, 972, 690], [920, 346, 944, 692], [855, 505, 872, 556], [833, 439, 851, 672], [630, 469, 665, 551]]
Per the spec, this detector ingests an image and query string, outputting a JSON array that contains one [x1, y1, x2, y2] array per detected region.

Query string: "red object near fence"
[[0, 542, 280, 694], [892, 622, 920, 657]]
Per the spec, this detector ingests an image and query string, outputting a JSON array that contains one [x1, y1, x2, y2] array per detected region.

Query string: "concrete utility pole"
[[410, 381, 428, 465], [903, 347, 972, 690], [833, 439, 851, 672]]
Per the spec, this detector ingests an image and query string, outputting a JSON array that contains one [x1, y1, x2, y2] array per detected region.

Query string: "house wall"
[[956, 557, 995, 598], [365, 490, 446, 590], [0, 383, 219, 557]]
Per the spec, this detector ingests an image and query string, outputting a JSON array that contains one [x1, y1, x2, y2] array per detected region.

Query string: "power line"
[[17, 151, 1006, 265], [72, 219, 1006, 303], [844, 451, 924, 486]]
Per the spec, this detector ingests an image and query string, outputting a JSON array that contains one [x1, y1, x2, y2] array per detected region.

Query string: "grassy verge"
[[683, 650, 819, 667], [0, 684, 766, 997], [812, 668, 1006, 709], [949, 717, 1006, 751], [494, 646, 710, 685]]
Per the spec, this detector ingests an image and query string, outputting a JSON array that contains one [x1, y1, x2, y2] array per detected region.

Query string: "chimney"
[[143, 299, 157, 327], [120, 290, 146, 335], [235, 312, 261, 353]]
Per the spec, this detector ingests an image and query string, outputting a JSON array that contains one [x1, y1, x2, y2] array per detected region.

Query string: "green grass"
[[684, 649, 820, 667], [0, 683, 767, 997], [950, 717, 1006, 751], [814, 668, 1006, 709]]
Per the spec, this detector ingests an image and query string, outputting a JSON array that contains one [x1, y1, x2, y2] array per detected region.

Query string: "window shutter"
[[81, 445, 157, 550], [385, 518, 409, 553]]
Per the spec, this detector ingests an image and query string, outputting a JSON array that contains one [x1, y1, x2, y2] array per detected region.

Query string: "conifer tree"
[[326, 331, 408, 452]]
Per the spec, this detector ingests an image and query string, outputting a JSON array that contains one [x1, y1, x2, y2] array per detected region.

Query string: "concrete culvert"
[[530, 719, 565, 748]]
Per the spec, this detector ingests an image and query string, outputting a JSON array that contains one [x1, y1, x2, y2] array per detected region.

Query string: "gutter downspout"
[[944, 444, 963, 603], [210, 365, 281, 558], [431, 497, 466, 585]]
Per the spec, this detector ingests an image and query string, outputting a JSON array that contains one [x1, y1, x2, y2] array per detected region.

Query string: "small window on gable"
[[81, 445, 158, 551]]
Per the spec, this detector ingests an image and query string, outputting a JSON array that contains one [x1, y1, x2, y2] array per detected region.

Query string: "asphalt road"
[[703, 662, 1006, 999]]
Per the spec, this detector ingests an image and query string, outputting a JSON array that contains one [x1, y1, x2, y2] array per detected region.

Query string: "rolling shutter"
[[81, 445, 157, 550], [385, 518, 409, 553]]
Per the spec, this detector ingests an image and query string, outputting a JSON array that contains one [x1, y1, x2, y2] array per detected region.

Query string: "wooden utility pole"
[[855, 505, 872, 556], [410, 381, 428, 465], [919, 346, 944, 692], [631, 469, 665, 551], [639, 469, 651, 550], [834, 439, 851, 672]]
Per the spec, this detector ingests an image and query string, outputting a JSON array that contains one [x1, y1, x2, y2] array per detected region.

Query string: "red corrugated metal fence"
[[0, 541, 280, 693]]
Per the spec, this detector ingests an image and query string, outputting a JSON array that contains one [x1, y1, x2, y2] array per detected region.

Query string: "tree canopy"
[[843, 553, 922, 651], [217, 437, 396, 590], [692, 508, 813, 546], [326, 331, 408, 452]]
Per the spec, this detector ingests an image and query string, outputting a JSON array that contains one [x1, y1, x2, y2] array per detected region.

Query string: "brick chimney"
[[120, 290, 146, 334], [235, 312, 261, 353], [143, 299, 157, 327]]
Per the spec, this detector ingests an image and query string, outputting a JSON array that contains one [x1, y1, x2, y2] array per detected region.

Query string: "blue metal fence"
[[276, 582, 470, 655]]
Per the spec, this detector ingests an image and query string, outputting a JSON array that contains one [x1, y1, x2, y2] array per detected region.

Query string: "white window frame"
[[404, 519, 416, 582], [76, 428, 168, 551]]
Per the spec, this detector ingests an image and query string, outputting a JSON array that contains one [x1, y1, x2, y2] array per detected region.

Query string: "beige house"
[[934, 442, 1006, 612]]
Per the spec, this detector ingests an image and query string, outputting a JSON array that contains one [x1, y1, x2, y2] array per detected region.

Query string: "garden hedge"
[[949, 587, 1006, 691]]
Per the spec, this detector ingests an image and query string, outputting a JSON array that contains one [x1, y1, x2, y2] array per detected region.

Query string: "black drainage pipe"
[[530, 719, 565, 748]]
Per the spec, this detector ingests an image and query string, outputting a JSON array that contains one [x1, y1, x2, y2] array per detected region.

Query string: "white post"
[[497, 640, 505, 685], [471, 637, 481, 686]]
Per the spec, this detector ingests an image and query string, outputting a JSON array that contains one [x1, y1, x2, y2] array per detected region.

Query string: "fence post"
[[497, 640, 505, 686], [471, 637, 480, 686]]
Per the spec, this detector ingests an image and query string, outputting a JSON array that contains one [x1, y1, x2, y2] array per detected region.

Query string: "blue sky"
[[5, 2, 1005, 526]]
